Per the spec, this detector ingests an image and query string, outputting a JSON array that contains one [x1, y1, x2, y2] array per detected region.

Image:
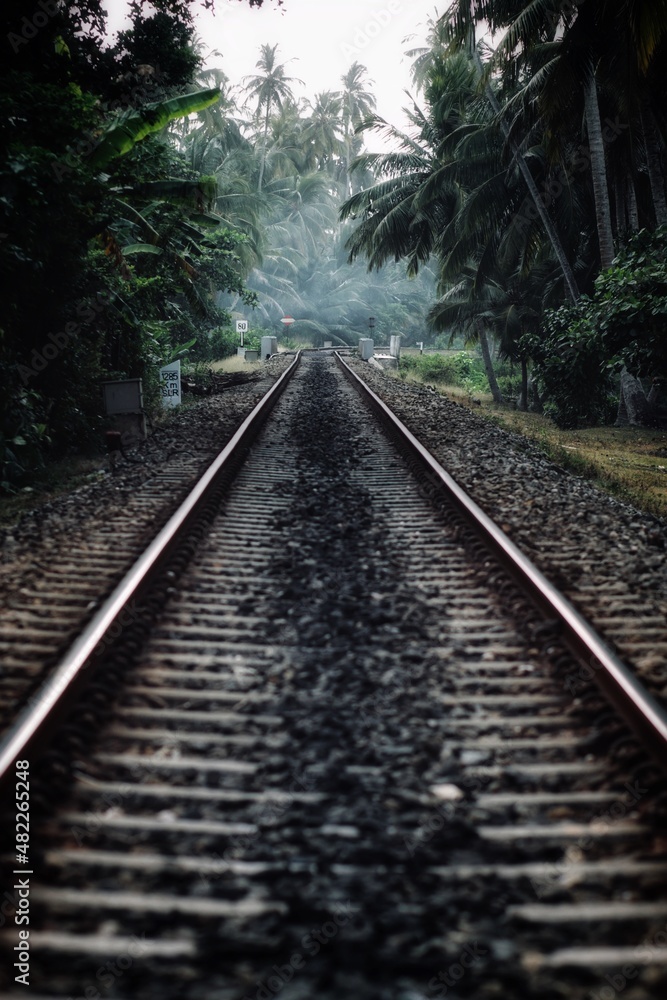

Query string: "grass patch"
[[387, 362, 667, 519], [210, 356, 263, 373], [476, 399, 667, 519], [399, 351, 488, 395]]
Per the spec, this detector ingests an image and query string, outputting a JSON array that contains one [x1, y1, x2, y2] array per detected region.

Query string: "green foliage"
[[89, 88, 221, 169], [526, 309, 618, 428], [592, 226, 667, 377], [0, 0, 270, 490], [0, 379, 50, 490], [529, 228, 667, 427], [189, 326, 240, 361], [493, 358, 523, 400], [113, 11, 199, 89], [399, 351, 488, 393]]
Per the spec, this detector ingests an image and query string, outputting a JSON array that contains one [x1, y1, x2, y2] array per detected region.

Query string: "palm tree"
[[443, 0, 667, 267], [434, 7, 582, 300], [340, 42, 589, 408], [339, 63, 377, 196], [427, 266, 506, 404], [404, 11, 450, 91], [339, 51, 476, 278], [302, 91, 345, 176], [243, 43, 303, 190]]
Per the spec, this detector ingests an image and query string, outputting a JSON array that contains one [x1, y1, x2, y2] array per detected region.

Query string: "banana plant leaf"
[[171, 337, 197, 359], [189, 213, 225, 228], [90, 88, 221, 170], [116, 201, 160, 244], [122, 243, 163, 255]]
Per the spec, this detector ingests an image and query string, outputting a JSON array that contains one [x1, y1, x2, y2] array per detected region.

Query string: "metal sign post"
[[236, 319, 248, 348]]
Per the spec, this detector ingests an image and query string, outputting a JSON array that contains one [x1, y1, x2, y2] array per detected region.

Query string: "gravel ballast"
[[0, 357, 293, 731], [345, 357, 667, 704]]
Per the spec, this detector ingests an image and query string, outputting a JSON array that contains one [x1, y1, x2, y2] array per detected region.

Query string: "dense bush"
[[0, 3, 261, 488], [528, 228, 667, 428], [492, 358, 523, 401], [593, 226, 667, 377], [399, 351, 488, 393], [0, 379, 50, 490], [525, 311, 618, 428], [188, 326, 264, 362]]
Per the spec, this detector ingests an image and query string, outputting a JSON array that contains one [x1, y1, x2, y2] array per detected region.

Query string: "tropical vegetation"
[[341, 1, 667, 427], [3, 0, 667, 492], [0, 0, 434, 488]]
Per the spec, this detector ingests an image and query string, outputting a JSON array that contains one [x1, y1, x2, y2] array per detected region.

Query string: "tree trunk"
[[614, 176, 626, 234], [471, 48, 580, 304], [627, 176, 639, 230], [640, 100, 667, 227], [615, 368, 650, 426], [257, 104, 271, 192], [583, 72, 615, 270], [343, 119, 352, 199], [519, 357, 528, 412], [476, 319, 505, 403]]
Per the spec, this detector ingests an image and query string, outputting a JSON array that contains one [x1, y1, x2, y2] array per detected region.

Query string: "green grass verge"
[[392, 357, 667, 520], [486, 407, 667, 520]]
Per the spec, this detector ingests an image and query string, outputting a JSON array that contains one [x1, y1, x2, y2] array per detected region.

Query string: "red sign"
[[280, 316, 295, 325]]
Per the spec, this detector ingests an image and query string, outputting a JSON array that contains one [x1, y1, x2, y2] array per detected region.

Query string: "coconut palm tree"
[[442, 0, 667, 266], [302, 91, 345, 177], [243, 43, 304, 190], [339, 52, 475, 278], [339, 63, 377, 196]]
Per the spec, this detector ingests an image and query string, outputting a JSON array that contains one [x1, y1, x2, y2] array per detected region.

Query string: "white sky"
[[105, 0, 446, 131]]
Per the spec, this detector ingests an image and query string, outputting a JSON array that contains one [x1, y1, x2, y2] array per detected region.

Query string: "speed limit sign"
[[235, 320, 249, 333]]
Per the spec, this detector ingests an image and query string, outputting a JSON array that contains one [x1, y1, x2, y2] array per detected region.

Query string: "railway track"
[[1, 351, 667, 999], [0, 360, 292, 737]]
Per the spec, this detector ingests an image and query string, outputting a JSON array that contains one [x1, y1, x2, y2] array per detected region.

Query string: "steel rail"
[[336, 351, 667, 771], [0, 353, 301, 791]]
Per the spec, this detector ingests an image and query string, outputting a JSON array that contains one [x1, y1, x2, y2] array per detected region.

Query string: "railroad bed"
[[1, 352, 667, 999], [0, 358, 292, 736], [346, 359, 667, 705]]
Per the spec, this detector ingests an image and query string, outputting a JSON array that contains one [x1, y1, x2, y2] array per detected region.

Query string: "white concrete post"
[[261, 336, 277, 360]]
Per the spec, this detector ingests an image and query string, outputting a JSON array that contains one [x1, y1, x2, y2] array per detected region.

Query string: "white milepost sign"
[[236, 319, 248, 347], [159, 359, 181, 408]]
